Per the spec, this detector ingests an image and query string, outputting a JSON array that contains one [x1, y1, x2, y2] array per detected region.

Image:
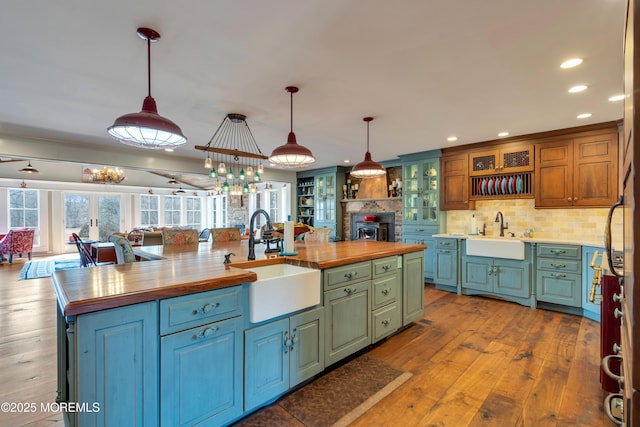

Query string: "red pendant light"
[[268, 86, 315, 168], [108, 27, 187, 150], [349, 117, 386, 179]]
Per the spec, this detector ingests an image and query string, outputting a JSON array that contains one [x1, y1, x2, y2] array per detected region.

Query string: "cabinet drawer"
[[372, 302, 400, 343], [536, 271, 582, 307], [436, 238, 457, 250], [323, 261, 371, 290], [372, 274, 399, 309], [536, 244, 581, 259], [536, 258, 581, 273], [373, 256, 399, 277], [160, 286, 243, 335]]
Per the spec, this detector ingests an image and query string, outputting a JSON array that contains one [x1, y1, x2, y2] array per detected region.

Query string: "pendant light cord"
[[366, 120, 370, 152], [290, 90, 294, 132], [147, 38, 152, 97]]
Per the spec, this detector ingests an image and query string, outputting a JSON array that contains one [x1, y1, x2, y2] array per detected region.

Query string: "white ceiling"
[[0, 0, 626, 172]]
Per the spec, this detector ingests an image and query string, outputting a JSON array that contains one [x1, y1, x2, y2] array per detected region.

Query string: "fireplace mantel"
[[341, 197, 403, 241]]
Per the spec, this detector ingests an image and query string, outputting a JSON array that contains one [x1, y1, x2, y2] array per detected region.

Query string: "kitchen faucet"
[[495, 211, 509, 237], [248, 209, 274, 260]]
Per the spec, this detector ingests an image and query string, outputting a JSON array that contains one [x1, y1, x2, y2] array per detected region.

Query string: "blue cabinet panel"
[[76, 301, 158, 427], [161, 316, 243, 427]]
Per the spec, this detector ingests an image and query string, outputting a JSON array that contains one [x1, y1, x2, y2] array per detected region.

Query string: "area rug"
[[19, 254, 82, 280], [234, 354, 412, 427]]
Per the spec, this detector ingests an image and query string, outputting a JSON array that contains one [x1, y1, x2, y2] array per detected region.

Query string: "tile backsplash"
[[445, 199, 623, 248]]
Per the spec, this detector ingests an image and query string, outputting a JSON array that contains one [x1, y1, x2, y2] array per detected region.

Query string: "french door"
[[64, 193, 121, 242]]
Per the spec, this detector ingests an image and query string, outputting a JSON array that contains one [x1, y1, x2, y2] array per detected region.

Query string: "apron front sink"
[[247, 264, 321, 323], [466, 237, 525, 260]]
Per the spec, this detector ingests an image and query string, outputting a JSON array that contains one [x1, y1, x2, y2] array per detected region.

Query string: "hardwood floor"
[[0, 257, 609, 426]]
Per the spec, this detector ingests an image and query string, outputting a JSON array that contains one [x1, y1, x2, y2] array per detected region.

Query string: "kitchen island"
[[53, 240, 425, 426]]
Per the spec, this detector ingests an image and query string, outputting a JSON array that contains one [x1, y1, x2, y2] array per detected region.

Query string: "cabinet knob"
[[574, 197, 578, 201], [613, 293, 623, 303], [381, 288, 390, 296], [381, 318, 390, 326], [614, 308, 624, 320], [193, 326, 219, 340], [567, 197, 572, 202], [613, 343, 621, 354]]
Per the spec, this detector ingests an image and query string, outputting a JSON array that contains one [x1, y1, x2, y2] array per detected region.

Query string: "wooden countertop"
[[53, 240, 426, 317]]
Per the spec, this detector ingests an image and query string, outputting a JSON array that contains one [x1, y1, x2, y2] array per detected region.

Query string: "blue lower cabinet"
[[244, 307, 324, 412], [161, 316, 244, 427], [76, 302, 159, 427]]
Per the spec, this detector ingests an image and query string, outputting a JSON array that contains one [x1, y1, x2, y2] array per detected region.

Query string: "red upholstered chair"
[[0, 229, 35, 264]]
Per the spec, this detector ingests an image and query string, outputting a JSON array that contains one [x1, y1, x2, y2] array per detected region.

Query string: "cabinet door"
[[290, 307, 325, 387], [76, 302, 158, 427], [494, 259, 530, 298], [442, 153, 474, 210], [573, 132, 618, 207], [423, 236, 435, 281], [535, 140, 573, 208], [161, 317, 243, 427], [244, 319, 289, 411], [403, 251, 425, 325], [461, 256, 492, 292], [324, 281, 371, 366], [435, 248, 457, 287]]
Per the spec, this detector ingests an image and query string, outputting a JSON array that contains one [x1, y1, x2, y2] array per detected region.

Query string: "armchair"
[[0, 229, 35, 264]]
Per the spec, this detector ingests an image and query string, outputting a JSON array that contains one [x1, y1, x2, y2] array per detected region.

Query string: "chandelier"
[[195, 113, 267, 195], [89, 166, 126, 184]]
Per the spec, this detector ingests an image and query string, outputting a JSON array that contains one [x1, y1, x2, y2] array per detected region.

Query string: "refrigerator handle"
[[605, 195, 624, 278]]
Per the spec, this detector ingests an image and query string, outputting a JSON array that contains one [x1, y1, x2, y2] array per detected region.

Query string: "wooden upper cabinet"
[[441, 152, 475, 210], [469, 142, 534, 176], [535, 129, 618, 208]]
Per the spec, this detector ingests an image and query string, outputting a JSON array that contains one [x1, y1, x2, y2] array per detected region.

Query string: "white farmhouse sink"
[[247, 264, 321, 323], [466, 237, 525, 260]]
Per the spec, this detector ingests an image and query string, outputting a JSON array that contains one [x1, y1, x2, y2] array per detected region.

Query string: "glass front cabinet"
[[297, 166, 346, 241], [399, 150, 446, 281]]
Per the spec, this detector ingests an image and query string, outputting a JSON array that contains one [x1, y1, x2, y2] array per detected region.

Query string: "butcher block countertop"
[[52, 240, 426, 316]]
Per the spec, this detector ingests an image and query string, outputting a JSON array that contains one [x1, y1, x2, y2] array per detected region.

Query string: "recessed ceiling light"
[[447, 136, 458, 142], [561, 58, 583, 69], [164, 148, 174, 152], [568, 85, 587, 93], [343, 160, 350, 164], [577, 113, 592, 119], [498, 132, 509, 137], [609, 94, 625, 102]]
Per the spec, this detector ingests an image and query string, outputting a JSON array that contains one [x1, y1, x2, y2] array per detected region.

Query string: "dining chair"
[[142, 231, 164, 246], [162, 228, 199, 245], [198, 228, 211, 242], [211, 227, 242, 243], [108, 234, 137, 264], [72, 233, 96, 267], [302, 228, 331, 242]]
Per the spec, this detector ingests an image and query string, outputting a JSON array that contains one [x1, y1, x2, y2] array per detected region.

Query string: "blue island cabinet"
[[244, 306, 325, 411], [73, 302, 159, 427]]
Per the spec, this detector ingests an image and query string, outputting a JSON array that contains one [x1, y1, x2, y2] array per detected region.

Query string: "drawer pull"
[[416, 229, 425, 232], [382, 264, 390, 272], [550, 263, 566, 268], [439, 249, 450, 254], [381, 318, 390, 326], [193, 326, 219, 340], [344, 287, 357, 295], [344, 271, 359, 280], [550, 249, 566, 255], [550, 273, 566, 278], [612, 293, 623, 303], [283, 331, 291, 354], [381, 288, 390, 296], [614, 308, 623, 320], [603, 393, 623, 426], [192, 302, 220, 315], [442, 242, 451, 246]]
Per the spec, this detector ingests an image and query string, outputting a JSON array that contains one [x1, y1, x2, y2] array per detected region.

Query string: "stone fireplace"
[[342, 198, 402, 241]]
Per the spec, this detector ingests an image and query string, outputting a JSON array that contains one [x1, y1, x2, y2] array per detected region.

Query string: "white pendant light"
[[349, 117, 386, 179], [108, 27, 187, 149]]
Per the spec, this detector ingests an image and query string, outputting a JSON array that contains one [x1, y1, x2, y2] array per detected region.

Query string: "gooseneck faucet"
[[248, 209, 273, 260], [495, 211, 509, 237]]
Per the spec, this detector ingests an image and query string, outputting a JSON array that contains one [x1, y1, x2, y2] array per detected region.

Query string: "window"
[[209, 195, 228, 228], [164, 196, 182, 226], [185, 196, 202, 229], [9, 189, 40, 245], [140, 194, 159, 227], [266, 189, 280, 223]]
